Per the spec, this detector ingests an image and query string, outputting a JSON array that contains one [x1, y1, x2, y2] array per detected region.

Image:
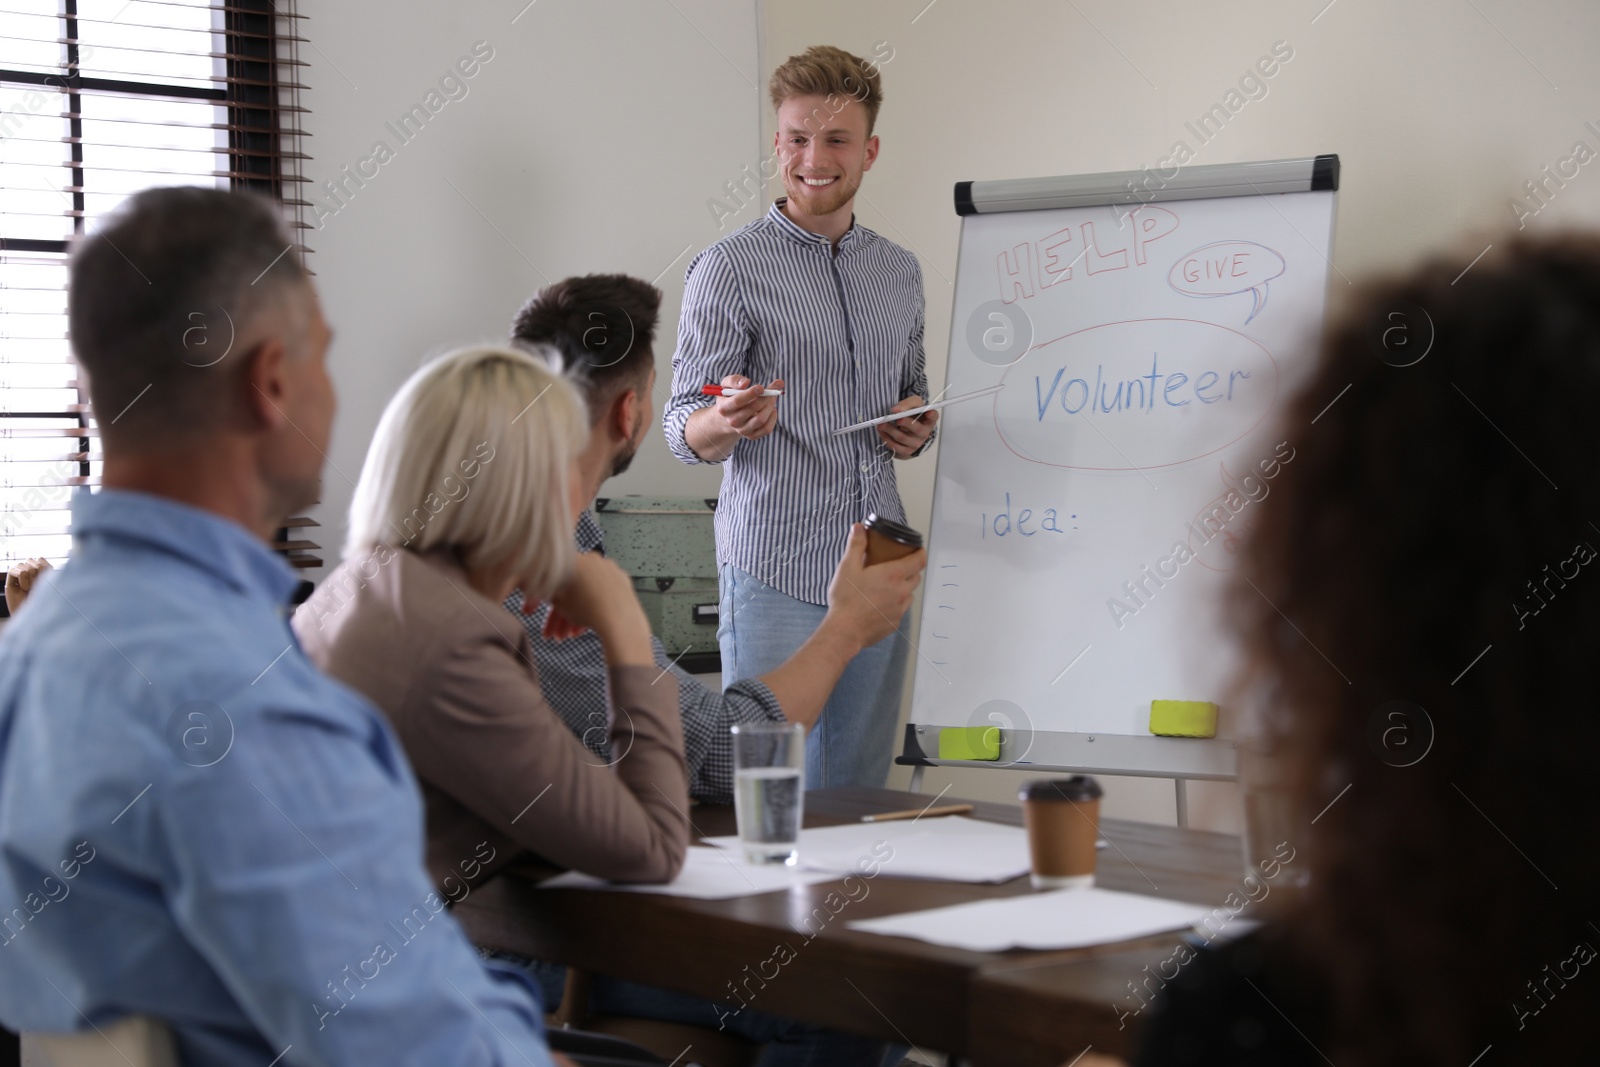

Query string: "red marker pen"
[[701, 384, 784, 397]]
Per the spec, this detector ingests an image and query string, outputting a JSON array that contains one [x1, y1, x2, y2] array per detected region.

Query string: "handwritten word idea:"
[[980, 494, 1077, 539]]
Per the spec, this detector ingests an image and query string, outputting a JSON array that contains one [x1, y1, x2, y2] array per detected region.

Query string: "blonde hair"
[[769, 45, 884, 134], [346, 344, 586, 598]]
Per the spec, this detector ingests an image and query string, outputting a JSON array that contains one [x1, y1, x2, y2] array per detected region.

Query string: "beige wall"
[[763, 0, 1600, 829], [297, 0, 761, 565]]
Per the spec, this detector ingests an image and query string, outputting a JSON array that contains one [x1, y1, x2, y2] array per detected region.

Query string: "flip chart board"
[[907, 157, 1339, 780]]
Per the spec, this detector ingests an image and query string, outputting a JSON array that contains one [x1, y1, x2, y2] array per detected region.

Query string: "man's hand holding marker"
[[696, 378, 935, 457], [705, 375, 786, 442]]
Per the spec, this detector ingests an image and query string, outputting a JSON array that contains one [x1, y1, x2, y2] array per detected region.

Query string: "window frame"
[[0, 0, 315, 608]]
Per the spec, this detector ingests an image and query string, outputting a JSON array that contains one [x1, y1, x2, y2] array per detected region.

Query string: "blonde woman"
[[295, 345, 687, 893]]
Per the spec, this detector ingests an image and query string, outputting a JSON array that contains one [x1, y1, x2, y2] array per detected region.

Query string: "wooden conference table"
[[456, 787, 1243, 1065]]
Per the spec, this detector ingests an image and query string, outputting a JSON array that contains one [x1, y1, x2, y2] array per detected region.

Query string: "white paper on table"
[[703, 816, 1033, 884], [536, 846, 839, 900], [845, 887, 1211, 951]]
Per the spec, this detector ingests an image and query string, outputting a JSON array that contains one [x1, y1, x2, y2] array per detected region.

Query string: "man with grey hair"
[[0, 187, 565, 1065]]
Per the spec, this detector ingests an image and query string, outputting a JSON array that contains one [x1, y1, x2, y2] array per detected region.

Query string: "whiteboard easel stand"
[[898, 154, 1336, 834]]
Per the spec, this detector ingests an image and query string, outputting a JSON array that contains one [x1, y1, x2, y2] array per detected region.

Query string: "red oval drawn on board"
[[992, 317, 1279, 472]]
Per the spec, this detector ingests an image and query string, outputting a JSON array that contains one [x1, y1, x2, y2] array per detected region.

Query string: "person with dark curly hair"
[[1136, 233, 1600, 1067]]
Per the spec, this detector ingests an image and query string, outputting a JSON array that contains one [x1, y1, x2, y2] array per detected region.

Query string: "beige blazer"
[[294, 545, 689, 889]]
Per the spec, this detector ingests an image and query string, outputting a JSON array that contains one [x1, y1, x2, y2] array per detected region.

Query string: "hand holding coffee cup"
[[1020, 776, 1104, 889]]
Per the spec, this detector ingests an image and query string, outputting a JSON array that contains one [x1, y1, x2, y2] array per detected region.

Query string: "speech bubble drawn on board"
[[1167, 241, 1287, 325]]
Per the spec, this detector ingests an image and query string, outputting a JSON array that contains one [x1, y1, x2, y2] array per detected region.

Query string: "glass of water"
[[732, 722, 805, 865]]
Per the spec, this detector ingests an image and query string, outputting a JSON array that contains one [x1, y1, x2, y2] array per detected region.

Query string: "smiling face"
[[773, 93, 879, 226]]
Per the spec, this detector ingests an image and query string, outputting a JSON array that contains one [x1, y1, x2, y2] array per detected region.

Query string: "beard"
[[783, 171, 860, 217], [610, 413, 649, 478], [609, 439, 639, 478]]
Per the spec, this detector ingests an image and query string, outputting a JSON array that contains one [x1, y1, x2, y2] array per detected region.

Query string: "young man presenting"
[[663, 46, 938, 788]]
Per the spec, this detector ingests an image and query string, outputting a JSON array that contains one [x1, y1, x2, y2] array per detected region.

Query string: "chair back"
[[20, 1016, 178, 1067]]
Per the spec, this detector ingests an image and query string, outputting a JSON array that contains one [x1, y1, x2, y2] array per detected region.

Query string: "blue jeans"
[[718, 565, 910, 789], [485, 953, 888, 1067]]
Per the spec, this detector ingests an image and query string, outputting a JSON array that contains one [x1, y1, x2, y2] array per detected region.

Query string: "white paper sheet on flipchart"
[[702, 817, 1035, 884], [536, 846, 840, 900], [914, 190, 1338, 746], [846, 887, 1212, 952]]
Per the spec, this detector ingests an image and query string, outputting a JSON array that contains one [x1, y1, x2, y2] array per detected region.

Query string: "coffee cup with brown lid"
[[1020, 776, 1103, 889], [862, 514, 923, 566]]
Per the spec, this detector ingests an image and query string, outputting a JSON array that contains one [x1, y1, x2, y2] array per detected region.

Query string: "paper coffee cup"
[[1020, 776, 1103, 889], [863, 514, 923, 566]]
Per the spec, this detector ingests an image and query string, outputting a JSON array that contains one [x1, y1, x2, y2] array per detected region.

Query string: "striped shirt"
[[504, 511, 785, 802], [663, 199, 931, 606]]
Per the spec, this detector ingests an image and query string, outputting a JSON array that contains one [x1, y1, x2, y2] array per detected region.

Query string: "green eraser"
[[1149, 700, 1219, 738], [938, 725, 1001, 761]]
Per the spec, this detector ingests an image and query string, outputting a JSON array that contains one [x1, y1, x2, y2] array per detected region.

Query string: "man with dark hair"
[[511, 273, 660, 478], [0, 187, 563, 1065], [501, 272, 911, 1066], [506, 273, 926, 803]]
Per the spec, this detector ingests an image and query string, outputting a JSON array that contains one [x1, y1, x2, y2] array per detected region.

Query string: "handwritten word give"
[[1168, 241, 1286, 325]]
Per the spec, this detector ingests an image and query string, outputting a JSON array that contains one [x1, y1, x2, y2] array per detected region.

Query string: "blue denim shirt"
[[0, 490, 551, 1066]]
